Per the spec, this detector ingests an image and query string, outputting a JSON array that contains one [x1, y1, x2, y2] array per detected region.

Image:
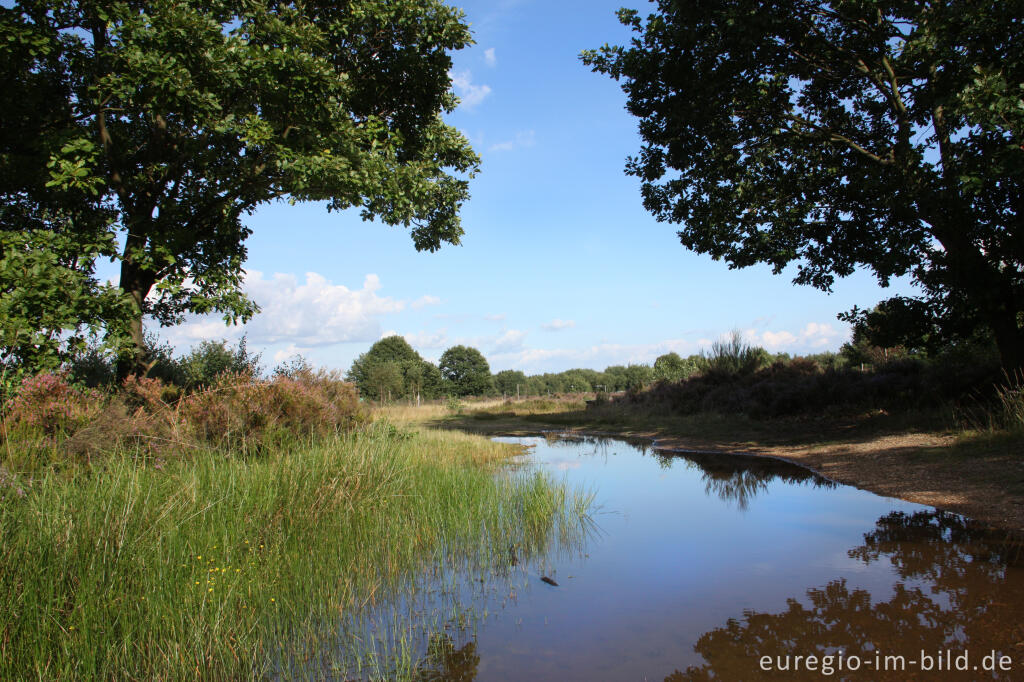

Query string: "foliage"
[[653, 352, 700, 382], [616, 353, 1000, 419], [347, 336, 442, 401], [4, 372, 100, 436], [493, 369, 528, 397], [622, 364, 654, 393], [179, 368, 362, 451], [702, 331, 771, 376], [1, 366, 365, 466], [0, 230, 127, 372], [1, 0, 480, 375], [439, 345, 493, 397], [584, 0, 1024, 370], [178, 336, 263, 390]]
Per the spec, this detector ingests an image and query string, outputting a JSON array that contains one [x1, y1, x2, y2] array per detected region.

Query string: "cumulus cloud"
[[402, 329, 449, 349], [750, 322, 846, 351], [449, 69, 492, 109], [541, 318, 575, 332], [484, 48, 496, 67], [491, 329, 528, 353], [163, 271, 413, 350], [488, 130, 536, 152]]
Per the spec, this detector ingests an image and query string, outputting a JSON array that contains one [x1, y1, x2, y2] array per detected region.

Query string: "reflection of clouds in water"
[[550, 459, 581, 471]]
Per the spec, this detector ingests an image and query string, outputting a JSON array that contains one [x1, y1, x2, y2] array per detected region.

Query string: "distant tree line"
[[346, 331, 896, 401]]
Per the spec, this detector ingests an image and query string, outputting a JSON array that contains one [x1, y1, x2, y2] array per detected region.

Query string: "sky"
[[158, 0, 919, 375]]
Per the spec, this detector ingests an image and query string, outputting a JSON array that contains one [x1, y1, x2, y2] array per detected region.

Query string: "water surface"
[[331, 433, 1024, 680], [408, 433, 1024, 681]]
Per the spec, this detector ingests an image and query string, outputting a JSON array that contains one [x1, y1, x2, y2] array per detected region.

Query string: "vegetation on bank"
[[0, 357, 591, 680]]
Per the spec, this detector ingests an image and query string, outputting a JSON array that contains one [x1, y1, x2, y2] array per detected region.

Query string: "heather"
[[1, 367, 363, 470]]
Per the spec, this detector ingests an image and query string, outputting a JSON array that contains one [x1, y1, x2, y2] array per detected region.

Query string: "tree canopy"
[[347, 335, 442, 401], [1, 0, 479, 375], [439, 345, 492, 397], [583, 0, 1024, 370]]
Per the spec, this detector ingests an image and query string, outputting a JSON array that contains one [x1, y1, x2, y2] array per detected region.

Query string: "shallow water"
[[316, 433, 1024, 681], [393, 433, 1024, 681]]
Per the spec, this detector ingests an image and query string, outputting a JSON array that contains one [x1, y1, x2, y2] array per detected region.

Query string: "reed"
[[0, 421, 590, 680]]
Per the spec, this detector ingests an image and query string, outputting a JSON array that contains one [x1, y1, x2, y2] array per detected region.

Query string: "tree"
[[493, 369, 527, 397], [584, 1, 1024, 371], [438, 345, 492, 397], [652, 352, 698, 383], [621, 363, 653, 392], [2, 0, 479, 376], [347, 335, 439, 401]]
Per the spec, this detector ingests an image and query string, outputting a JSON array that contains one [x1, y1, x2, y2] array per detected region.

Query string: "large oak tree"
[[1, 0, 479, 375], [584, 1, 1024, 370]]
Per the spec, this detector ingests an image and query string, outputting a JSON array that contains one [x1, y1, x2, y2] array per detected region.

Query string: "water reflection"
[[667, 510, 1024, 681], [542, 432, 836, 510], [668, 449, 835, 511], [302, 435, 1024, 680], [413, 634, 479, 681]]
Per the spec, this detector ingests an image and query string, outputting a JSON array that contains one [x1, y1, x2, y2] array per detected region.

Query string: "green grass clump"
[[0, 422, 589, 680]]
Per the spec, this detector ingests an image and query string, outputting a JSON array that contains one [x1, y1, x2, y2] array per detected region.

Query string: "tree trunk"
[[114, 248, 155, 381], [989, 313, 1024, 377]]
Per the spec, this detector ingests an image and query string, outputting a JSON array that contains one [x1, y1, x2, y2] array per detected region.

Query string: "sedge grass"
[[0, 421, 591, 680]]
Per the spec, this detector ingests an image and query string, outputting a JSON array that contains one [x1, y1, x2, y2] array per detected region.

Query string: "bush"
[[179, 337, 262, 390], [2, 365, 364, 466], [178, 368, 363, 452], [4, 372, 100, 436], [702, 331, 771, 376], [611, 350, 1002, 420]]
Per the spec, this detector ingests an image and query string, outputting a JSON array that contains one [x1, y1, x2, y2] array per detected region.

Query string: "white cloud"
[[164, 271, 409, 350], [486, 322, 849, 374], [272, 343, 310, 363], [484, 313, 506, 321], [484, 48, 496, 67], [541, 318, 575, 332], [403, 329, 449, 349], [490, 338, 700, 374], [492, 329, 527, 353], [449, 69, 492, 109], [411, 295, 441, 310], [750, 322, 846, 351], [488, 130, 536, 152]]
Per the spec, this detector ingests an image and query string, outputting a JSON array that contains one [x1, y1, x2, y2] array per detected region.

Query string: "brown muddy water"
[[333, 433, 1024, 681]]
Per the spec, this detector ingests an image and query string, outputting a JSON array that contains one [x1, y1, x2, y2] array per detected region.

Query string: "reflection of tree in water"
[[673, 450, 835, 511], [547, 433, 836, 510], [666, 510, 1024, 680], [413, 633, 479, 681]]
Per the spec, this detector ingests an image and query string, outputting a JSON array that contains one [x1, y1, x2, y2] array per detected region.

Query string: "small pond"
[[333, 433, 1024, 680]]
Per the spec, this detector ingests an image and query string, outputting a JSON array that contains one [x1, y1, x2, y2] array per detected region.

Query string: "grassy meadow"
[[0, 373, 591, 680]]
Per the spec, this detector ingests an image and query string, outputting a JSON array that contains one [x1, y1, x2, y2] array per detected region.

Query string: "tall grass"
[[0, 422, 591, 680]]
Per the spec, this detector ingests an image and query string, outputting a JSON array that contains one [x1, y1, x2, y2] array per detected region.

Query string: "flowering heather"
[[2, 368, 363, 464], [179, 369, 363, 450], [4, 372, 100, 435]]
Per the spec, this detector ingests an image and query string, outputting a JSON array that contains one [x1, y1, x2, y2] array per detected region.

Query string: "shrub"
[[178, 369, 363, 452], [702, 331, 771, 376], [5, 372, 100, 436], [179, 337, 262, 391]]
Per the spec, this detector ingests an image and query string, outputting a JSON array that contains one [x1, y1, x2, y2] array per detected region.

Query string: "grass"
[[0, 421, 591, 680]]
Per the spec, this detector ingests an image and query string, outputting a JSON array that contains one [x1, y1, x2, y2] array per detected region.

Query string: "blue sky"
[[161, 0, 917, 374]]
